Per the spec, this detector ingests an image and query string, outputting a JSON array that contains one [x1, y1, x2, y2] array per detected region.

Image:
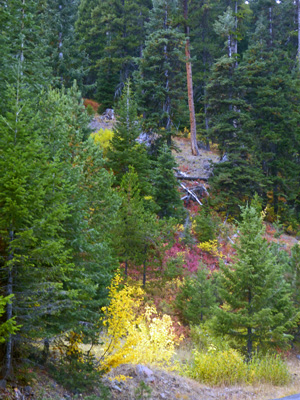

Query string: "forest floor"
[[9, 355, 300, 400], [103, 360, 300, 400], [172, 136, 219, 179]]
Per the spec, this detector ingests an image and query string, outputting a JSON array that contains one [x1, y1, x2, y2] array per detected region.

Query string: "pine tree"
[[0, 83, 74, 376], [76, 0, 152, 106], [135, 0, 187, 146], [211, 204, 299, 359], [36, 84, 119, 339], [0, 296, 19, 344], [113, 167, 158, 283], [240, 31, 300, 217], [45, 0, 88, 89], [75, 0, 100, 92], [0, 0, 52, 112], [176, 268, 216, 324], [106, 82, 152, 196], [152, 144, 184, 220], [206, 55, 265, 215]]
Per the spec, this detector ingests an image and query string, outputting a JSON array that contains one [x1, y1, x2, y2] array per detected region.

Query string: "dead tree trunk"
[[183, 0, 199, 156], [3, 230, 14, 378]]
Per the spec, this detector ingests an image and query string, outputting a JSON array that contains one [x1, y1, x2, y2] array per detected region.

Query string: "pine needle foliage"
[[106, 82, 152, 196], [211, 204, 299, 359]]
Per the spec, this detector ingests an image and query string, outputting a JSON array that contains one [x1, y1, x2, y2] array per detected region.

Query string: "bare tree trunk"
[[4, 230, 14, 378], [163, 8, 172, 146], [142, 245, 148, 288], [183, 0, 199, 156], [269, 7, 273, 46], [228, 34, 232, 58], [20, 0, 25, 75], [234, 1, 238, 67]]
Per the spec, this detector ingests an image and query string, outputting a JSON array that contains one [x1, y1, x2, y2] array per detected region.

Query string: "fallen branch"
[[180, 183, 203, 205], [174, 168, 208, 181], [175, 175, 208, 181]]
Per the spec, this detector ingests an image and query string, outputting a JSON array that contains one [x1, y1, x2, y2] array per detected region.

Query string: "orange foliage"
[[83, 98, 101, 112]]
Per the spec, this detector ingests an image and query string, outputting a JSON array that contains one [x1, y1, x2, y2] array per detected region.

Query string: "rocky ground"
[[104, 364, 258, 400], [172, 137, 220, 180], [2, 358, 300, 400]]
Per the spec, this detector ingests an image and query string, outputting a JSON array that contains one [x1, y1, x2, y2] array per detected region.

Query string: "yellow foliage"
[[91, 128, 114, 155], [184, 348, 290, 386], [53, 331, 85, 364], [108, 375, 132, 382], [197, 240, 224, 259], [100, 274, 183, 372], [187, 348, 247, 385]]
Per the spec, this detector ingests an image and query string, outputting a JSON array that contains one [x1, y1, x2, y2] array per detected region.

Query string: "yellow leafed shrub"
[[91, 128, 114, 155], [197, 240, 224, 259], [100, 274, 182, 372], [187, 348, 247, 386], [184, 348, 290, 386]]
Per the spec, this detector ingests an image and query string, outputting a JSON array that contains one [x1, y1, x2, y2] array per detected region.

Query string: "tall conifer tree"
[[211, 204, 299, 359], [106, 82, 152, 196], [135, 0, 187, 146]]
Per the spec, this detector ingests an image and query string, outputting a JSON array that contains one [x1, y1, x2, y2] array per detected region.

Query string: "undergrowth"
[[180, 348, 290, 386]]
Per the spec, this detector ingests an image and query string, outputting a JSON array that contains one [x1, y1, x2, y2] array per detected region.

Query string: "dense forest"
[[1, 0, 300, 399]]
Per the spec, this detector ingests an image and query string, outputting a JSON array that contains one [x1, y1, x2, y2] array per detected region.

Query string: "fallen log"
[[180, 183, 203, 205], [175, 175, 208, 181]]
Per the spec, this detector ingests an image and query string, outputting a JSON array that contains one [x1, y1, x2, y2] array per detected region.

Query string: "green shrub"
[[192, 209, 218, 243], [189, 324, 228, 352], [183, 348, 291, 386], [86, 104, 95, 116], [163, 254, 184, 280], [49, 333, 102, 393], [248, 353, 291, 385], [187, 348, 247, 386]]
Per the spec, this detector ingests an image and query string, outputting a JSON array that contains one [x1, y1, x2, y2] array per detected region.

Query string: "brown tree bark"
[[183, 0, 199, 156]]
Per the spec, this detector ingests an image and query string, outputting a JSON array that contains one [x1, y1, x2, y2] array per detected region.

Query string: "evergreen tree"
[[206, 55, 265, 215], [0, 296, 19, 344], [176, 268, 216, 324], [106, 82, 152, 196], [113, 167, 158, 283], [0, 83, 74, 376], [135, 0, 187, 146], [240, 33, 300, 217], [211, 204, 299, 359], [45, 0, 88, 89], [152, 144, 184, 219], [36, 84, 119, 339], [0, 0, 51, 112], [75, 0, 100, 92], [76, 0, 152, 106]]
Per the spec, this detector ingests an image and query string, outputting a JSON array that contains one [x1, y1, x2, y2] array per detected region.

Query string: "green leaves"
[[0, 295, 19, 344]]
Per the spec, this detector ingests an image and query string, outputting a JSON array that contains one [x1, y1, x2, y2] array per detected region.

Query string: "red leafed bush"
[[83, 98, 101, 112]]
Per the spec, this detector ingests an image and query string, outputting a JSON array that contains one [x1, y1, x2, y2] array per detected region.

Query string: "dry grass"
[[172, 137, 220, 179], [78, 340, 300, 399], [175, 343, 300, 400]]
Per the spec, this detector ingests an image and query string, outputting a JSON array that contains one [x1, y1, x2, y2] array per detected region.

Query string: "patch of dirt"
[[172, 137, 220, 180], [104, 364, 258, 400], [89, 115, 115, 133], [4, 359, 300, 400]]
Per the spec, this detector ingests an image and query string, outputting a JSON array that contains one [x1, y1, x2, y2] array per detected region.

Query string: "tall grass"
[[248, 353, 291, 386], [183, 349, 291, 386]]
